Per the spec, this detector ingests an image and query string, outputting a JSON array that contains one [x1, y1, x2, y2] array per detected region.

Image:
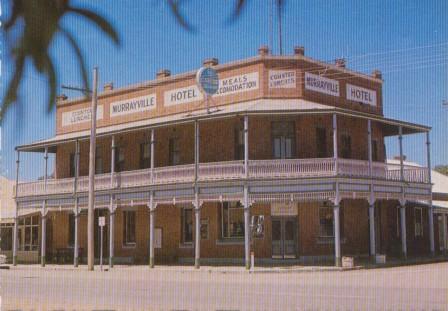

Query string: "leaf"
[[43, 54, 57, 113], [67, 6, 121, 45], [0, 54, 25, 122], [166, 0, 195, 32]]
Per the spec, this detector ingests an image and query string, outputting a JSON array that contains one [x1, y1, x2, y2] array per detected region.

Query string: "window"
[[18, 215, 39, 251], [169, 137, 180, 166], [115, 146, 125, 172], [68, 213, 75, 246], [396, 208, 401, 238], [316, 127, 327, 158], [95, 146, 104, 174], [372, 140, 378, 162], [341, 134, 352, 159], [414, 207, 423, 237], [140, 142, 151, 169], [200, 219, 209, 240], [181, 208, 193, 243], [272, 121, 296, 159], [234, 123, 244, 160], [0, 223, 13, 251], [69, 153, 76, 177], [123, 210, 136, 246], [319, 203, 344, 238], [220, 202, 244, 239]]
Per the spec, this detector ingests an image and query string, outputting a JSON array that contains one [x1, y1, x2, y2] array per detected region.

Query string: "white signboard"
[[346, 84, 377, 106], [62, 105, 104, 127], [304, 72, 340, 97], [269, 70, 296, 88], [110, 94, 156, 117], [155, 228, 162, 249], [164, 85, 203, 106], [98, 216, 106, 227], [214, 72, 259, 97], [271, 203, 298, 216]]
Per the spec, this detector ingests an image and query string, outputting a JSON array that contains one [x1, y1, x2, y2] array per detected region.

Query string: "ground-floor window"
[[0, 223, 13, 251], [414, 207, 423, 237], [68, 213, 75, 246], [220, 202, 244, 239], [123, 210, 136, 246], [18, 215, 39, 251], [318, 203, 344, 239], [181, 208, 193, 244]]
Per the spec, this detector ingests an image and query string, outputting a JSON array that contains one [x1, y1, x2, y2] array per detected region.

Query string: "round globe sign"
[[196, 67, 219, 96]]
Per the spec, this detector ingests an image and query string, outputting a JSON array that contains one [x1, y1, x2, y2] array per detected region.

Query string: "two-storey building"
[[12, 46, 435, 268]]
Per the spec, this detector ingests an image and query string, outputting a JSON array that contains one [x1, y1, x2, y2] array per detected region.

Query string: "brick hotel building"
[[11, 46, 439, 268]]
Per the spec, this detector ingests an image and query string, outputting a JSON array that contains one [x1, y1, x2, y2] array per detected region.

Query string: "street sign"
[[196, 67, 219, 96], [99, 216, 105, 227]]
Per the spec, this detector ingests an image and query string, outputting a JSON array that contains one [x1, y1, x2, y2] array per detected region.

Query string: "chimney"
[[335, 58, 346, 68], [203, 58, 218, 67], [393, 155, 407, 161], [56, 94, 67, 102], [103, 82, 114, 91], [156, 69, 171, 79], [293, 46, 305, 56], [372, 69, 382, 80], [258, 45, 269, 56]]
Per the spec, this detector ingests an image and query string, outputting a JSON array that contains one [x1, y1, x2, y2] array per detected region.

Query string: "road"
[[1, 263, 447, 310]]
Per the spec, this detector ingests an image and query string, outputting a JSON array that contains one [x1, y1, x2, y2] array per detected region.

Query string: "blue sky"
[[1, 0, 447, 180]]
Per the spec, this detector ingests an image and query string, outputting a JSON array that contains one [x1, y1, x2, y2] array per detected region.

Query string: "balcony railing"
[[16, 158, 429, 198]]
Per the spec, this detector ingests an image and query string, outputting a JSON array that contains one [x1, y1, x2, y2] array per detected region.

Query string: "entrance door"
[[272, 217, 297, 259]]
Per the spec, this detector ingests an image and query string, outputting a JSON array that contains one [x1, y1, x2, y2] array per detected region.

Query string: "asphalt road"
[[1, 263, 447, 310]]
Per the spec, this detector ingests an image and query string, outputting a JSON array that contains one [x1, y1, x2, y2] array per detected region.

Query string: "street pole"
[[87, 67, 98, 271]]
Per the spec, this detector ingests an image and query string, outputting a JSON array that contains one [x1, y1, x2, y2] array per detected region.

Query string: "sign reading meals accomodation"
[[304, 72, 340, 96], [214, 72, 259, 97], [346, 84, 377, 106], [110, 94, 156, 117], [164, 85, 204, 106], [62, 105, 104, 127], [269, 70, 296, 88]]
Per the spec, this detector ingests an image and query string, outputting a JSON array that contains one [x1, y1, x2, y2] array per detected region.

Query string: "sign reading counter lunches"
[[269, 70, 296, 88], [110, 94, 156, 117], [62, 105, 104, 127], [346, 84, 377, 106], [305, 72, 340, 96]]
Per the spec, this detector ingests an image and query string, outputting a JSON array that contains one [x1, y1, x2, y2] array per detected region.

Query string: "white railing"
[[15, 159, 430, 197]]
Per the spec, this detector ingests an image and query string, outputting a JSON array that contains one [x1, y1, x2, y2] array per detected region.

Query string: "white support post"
[[244, 115, 249, 178], [334, 204, 341, 267], [13, 151, 20, 266], [194, 120, 201, 269], [367, 120, 376, 259], [367, 120, 373, 177], [244, 186, 251, 270], [149, 194, 156, 268], [41, 147, 48, 267], [109, 135, 116, 268], [369, 203, 376, 257], [74, 140, 80, 267], [400, 205, 407, 258], [426, 132, 435, 255], [333, 114, 338, 173], [398, 126, 405, 183], [150, 129, 155, 184]]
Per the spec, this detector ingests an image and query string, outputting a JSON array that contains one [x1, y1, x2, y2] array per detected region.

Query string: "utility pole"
[[61, 67, 98, 271], [87, 67, 98, 271]]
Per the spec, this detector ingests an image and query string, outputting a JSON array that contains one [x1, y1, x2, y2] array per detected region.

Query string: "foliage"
[[434, 165, 448, 176]]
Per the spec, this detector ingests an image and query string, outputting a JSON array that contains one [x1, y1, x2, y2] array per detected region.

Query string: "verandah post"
[[13, 150, 20, 266]]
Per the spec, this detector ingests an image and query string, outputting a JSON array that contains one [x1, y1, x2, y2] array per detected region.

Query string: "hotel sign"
[[110, 94, 156, 117], [304, 72, 340, 97], [164, 85, 203, 106], [62, 105, 103, 127], [269, 70, 296, 88], [346, 84, 377, 106], [271, 203, 298, 216], [214, 72, 259, 97]]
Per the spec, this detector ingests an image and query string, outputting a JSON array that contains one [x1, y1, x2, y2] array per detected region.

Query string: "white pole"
[[74, 140, 80, 267], [149, 128, 156, 268], [194, 120, 201, 269], [109, 135, 115, 268], [367, 120, 376, 259], [244, 187, 251, 270], [41, 147, 48, 266], [334, 204, 341, 267], [333, 114, 338, 174], [426, 131, 435, 255], [87, 67, 98, 271], [100, 225, 103, 271], [13, 150, 20, 266]]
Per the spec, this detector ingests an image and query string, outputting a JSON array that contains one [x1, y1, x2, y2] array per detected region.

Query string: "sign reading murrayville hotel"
[[110, 94, 156, 117]]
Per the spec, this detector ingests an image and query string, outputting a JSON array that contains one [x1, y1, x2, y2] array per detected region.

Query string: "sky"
[[0, 0, 447, 181]]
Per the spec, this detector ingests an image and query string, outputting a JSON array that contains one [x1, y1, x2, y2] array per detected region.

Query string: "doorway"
[[272, 217, 297, 259]]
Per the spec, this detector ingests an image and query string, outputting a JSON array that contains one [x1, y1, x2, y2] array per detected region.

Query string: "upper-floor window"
[[123, 210, 136, 246], [95, 146, 104, 174], [340, 134, 352, 159], [181, 208, 193, 244], [140, 142, 151, 169], [69, 153, 76, 177], [272, 121, 296, 159], [234, 124, 244, 160], [316, 127, 327, 158], [169, 137, 180, 166], [220, 201, 244, 239], [414, 207, 423, 237], [115, 146, 125, 172]]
